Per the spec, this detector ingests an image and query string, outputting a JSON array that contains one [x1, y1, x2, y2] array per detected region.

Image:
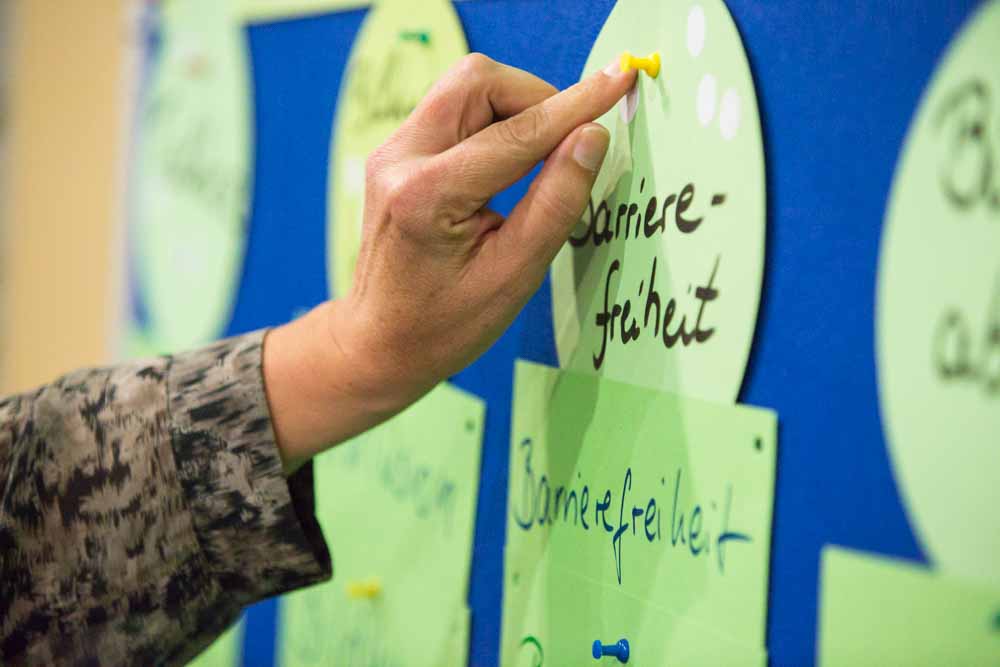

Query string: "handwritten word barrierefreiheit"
[[511, 437, 751, 585]]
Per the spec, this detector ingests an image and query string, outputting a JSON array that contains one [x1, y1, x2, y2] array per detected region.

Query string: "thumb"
[[499, 122, 610, 275]]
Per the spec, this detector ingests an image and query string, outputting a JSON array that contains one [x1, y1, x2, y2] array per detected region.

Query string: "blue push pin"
[[592, 638, 630, 663]]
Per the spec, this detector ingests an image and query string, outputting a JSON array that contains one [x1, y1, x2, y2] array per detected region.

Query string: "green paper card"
[[442, 605, 472, 667], [550, 0, 766, 403], [503, 560, 768, 667], [327, 0, 467, 297], [876, 0, 1000, 584], [501, 361, 776, 664], [818, 546, 1000, 666], [131, 0, 252, 352], [278, 383, 485, 666], [188, 617, 244, 667]]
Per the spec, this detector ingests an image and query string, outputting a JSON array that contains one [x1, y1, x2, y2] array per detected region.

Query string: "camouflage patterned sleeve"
[[0, 329, 332, 666]]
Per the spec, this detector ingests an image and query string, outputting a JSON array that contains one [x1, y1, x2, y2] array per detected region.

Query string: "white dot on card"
[[696, 74, 716, 126], [346, 157, 365, 194], [619, 84, 638, 124], [687, 5, 706, 57], [719, 88, 741, 140]]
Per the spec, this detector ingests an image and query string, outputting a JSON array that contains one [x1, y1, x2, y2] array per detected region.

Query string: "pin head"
[[619, 51, 661, 78], [592, 638, 630, 663], [346, 577, 382, 599]]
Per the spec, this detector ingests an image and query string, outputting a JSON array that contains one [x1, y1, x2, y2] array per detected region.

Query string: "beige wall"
[[0, 1, 130, 394]]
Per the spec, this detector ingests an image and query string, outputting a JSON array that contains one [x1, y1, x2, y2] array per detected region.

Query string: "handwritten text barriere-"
[[569, 178, 727, 370]]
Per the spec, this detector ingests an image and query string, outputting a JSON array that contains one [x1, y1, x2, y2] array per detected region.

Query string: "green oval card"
[[327, 0, 468, 298], [131, 0, 252, 352], [877, 0, 1000, 584], [550, 0, 766, 403]]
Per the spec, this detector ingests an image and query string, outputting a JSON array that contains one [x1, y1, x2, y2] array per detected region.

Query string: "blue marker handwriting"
[[335, 438, 458, 536], [511, 437, 751, 584]]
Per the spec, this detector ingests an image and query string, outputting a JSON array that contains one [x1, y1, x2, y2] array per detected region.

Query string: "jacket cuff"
[[166, 329, 331, 604]]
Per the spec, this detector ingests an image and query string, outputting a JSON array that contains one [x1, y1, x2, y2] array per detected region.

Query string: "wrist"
[[319, 298, 416, 415], [262, 300, 410, 473]]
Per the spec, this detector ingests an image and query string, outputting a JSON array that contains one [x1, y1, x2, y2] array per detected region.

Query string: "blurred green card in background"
[[188, 617, 244, 667], [279, 383, 485, 666], [131, 0, 252, 353], [818, 546, 1000, 666]]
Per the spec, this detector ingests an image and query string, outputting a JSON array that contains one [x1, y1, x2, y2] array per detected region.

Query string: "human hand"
[[265, 54, 636, 470]]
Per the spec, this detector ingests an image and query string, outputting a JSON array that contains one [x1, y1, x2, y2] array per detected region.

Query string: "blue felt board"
[[183, 1, 987, 665]]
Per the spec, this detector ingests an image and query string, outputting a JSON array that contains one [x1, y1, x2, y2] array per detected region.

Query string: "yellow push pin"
[[346, 577, 382, 600], [619, 51, 661, 78]]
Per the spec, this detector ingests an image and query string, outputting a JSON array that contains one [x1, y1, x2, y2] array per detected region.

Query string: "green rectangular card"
[[818, 546, 1000, 666], [278, 383, 485, 666], [503, 556, 768, 667], [501, 361, 777, 663]]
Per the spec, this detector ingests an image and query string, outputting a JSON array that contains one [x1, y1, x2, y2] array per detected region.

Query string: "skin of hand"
[[264, 53, 636, 472]]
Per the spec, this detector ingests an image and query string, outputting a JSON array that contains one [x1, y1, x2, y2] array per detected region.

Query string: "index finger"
[[422, 58, 637, 218]]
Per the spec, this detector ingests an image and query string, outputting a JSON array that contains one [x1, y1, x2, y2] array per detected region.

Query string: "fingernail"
[[602, 56, 623, 77], [573, 125, 611, 172]]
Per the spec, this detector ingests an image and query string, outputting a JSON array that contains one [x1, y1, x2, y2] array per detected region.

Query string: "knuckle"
[[382, 170, 417, 222], [415, 53, 497, 136], [380, 164, 442, 234], [418, 92, 453, 126], [419, 157, 481, 223], [415, 155, 445, 186], [500, 105, 548, 152], [455, 52, 495, 80], [365, 145, 391, 182]]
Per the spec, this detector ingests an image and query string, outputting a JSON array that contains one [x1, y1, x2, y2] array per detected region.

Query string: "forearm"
[[0, 332, 330, 666], [262, 301, 425, 473]]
